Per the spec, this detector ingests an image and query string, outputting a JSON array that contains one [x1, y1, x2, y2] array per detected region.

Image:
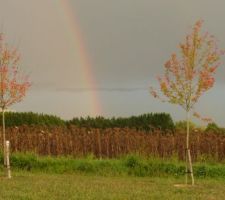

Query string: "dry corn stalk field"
[[1, 125, 225, 161]]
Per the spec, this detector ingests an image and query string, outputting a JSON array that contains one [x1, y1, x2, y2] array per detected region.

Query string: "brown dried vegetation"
[[1, 125, 225, 161]]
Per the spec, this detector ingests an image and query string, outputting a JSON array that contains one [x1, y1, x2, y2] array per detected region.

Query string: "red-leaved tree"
[[150, 20, 224, 185], [0, 33, 31, 171]]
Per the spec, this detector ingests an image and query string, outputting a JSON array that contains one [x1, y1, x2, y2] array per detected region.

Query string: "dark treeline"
[[0, 112, 65, 127], [68, 113, 175, 131], [0, 112, 175, 131]]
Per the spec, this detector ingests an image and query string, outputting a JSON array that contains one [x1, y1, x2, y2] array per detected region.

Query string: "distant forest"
[[0, 112, 175, 131]]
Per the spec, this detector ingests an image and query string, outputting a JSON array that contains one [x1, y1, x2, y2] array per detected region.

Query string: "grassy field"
[[0, 154, 225, 199], [0, 172, 224, 200]]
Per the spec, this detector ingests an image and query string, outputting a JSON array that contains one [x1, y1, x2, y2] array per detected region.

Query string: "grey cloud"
[[57, 87, 148, 93], [0, 0, 225, 124]]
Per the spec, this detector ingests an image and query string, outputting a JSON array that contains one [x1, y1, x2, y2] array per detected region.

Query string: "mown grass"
[[0, 154, 225, 199], [0, 172, 224, 200]]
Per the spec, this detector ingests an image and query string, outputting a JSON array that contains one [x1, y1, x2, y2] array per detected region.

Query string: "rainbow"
[[59, 0, 102, 116]]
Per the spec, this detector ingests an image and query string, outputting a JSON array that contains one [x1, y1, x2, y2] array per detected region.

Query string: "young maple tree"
[[150, 20, 224, 185], [0, 33, 31, 169]]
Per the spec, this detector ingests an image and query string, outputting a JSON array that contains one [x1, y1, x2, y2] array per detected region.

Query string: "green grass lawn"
[[0, 172, 224, 200]]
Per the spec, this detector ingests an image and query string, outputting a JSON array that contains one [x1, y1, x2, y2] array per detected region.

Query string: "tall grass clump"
[[2, 153, 225, 178]]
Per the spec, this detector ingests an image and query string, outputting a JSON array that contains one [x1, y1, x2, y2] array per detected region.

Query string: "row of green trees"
[[68, 113, 175, 131], [0, 112, 65, 127], [0, 112, 175, 131], [2, 112, 224, 134]]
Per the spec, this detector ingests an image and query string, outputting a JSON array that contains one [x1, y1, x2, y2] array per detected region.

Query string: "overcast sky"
[[0, 0, 225, 125]]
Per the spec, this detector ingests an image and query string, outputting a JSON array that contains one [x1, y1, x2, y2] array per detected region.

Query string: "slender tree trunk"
[[186, 111, 194, 185], [5, 140, 11, 178], [2, 108, 6, 166]]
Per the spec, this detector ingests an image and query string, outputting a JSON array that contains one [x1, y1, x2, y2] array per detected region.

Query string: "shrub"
[[175, 120, 197, 131], [125, 155, 141, 168], [205, 122, 224, 134]]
